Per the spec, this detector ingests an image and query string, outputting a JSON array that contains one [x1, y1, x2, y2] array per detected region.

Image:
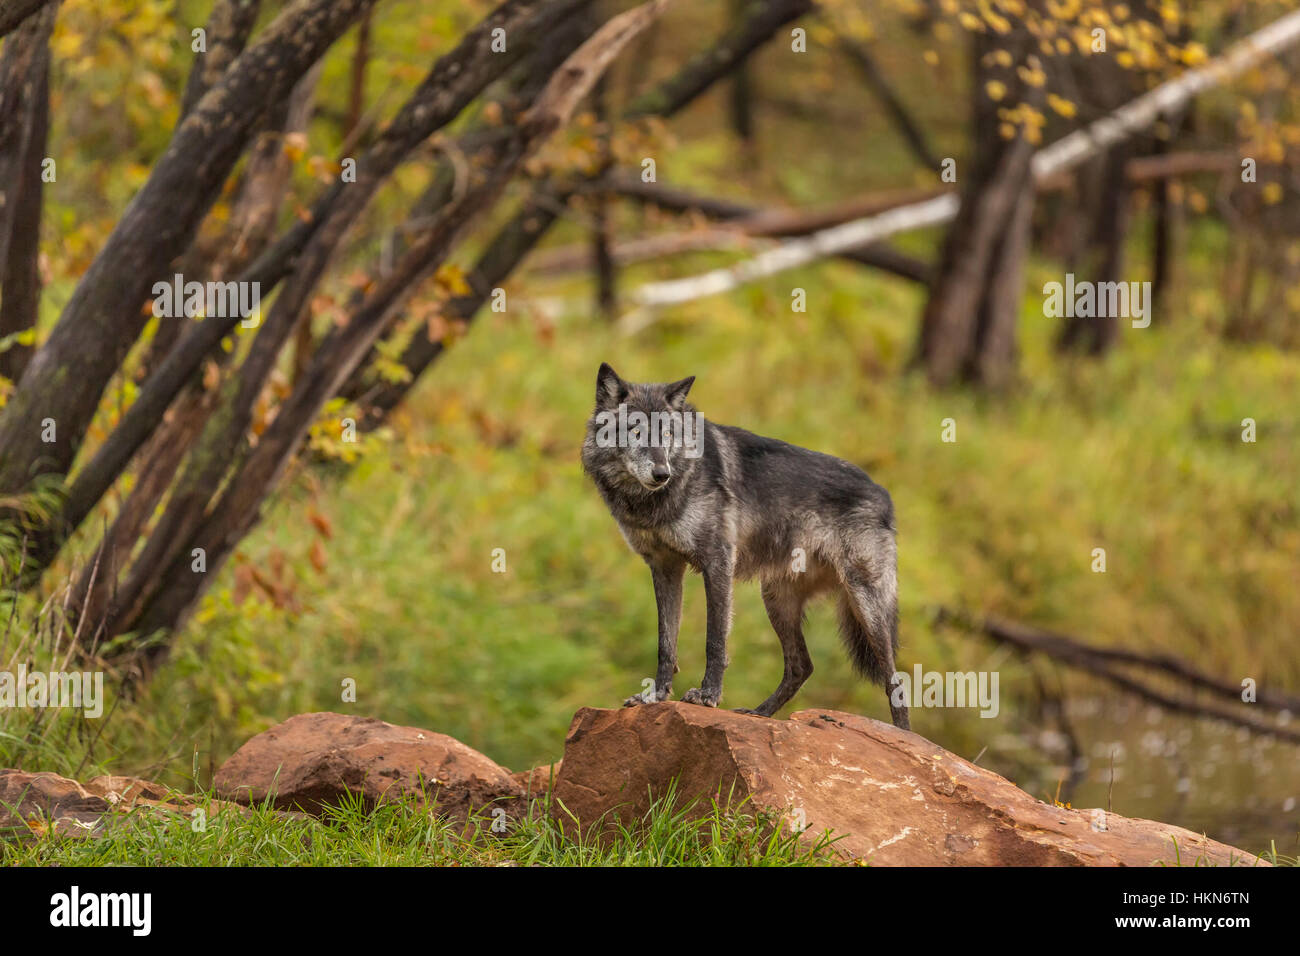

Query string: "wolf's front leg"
[[624, 554, 686, 706], [682, 546, 734, 707]]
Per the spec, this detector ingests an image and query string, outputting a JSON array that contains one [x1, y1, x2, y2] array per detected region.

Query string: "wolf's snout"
[[651, 464, 671, 483]]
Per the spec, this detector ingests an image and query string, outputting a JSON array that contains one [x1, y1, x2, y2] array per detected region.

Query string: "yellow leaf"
[[283, 133, 308, 162], [435, 263, 471, 297], [1047, 94, 1076, 118]]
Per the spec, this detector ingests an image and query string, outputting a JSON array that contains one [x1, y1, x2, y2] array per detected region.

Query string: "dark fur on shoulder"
[[581, 363, 909, 728]]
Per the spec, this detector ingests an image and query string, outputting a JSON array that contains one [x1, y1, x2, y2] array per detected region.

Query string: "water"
[[937, 696, 1299, 858]]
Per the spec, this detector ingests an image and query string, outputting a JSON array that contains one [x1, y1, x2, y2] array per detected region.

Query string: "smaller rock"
[[214, 712, 524, 820], [1, 769, 267, 838], [84, 775, 176, 807], [0, 770, 110, 838]]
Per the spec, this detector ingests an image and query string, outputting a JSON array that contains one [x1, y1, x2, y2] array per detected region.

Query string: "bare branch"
[[837, 37, 941, 171], [940, 609, 1300, 745], [624, 0, 812, 118]]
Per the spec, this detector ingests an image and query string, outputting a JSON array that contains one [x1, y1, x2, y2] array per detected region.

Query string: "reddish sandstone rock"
[[84, 775, 176, 806], [213, 712, 523, 818], [551, 702, 1268, 866], [511, 761, 562, 798], [0, 770, 110, 837], [0, 769, 252, 837]]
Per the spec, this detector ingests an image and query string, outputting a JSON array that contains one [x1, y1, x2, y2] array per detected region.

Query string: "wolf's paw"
[[681, 687, 720, 707], [732, 707, 765, 717], [623, 689, 666, 707]]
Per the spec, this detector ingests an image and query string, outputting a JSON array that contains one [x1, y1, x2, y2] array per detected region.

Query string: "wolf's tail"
[[838, 570, 909, 730], [835, 584, 899, 688]]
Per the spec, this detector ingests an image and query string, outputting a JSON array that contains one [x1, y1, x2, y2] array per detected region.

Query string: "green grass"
[[1, 784, 844, 867], [4, 786, 1291, 867]]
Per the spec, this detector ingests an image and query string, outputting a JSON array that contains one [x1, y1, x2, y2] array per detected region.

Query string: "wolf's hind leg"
[[737, 580, 813, 717]]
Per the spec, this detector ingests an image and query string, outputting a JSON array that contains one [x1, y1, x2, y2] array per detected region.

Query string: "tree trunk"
[[915, 29, 1036, 387], [118, 0, 676, 660], [0, 7, 49, 384], [0, 0, 378, 498], [1056, 143, 1130, 355]]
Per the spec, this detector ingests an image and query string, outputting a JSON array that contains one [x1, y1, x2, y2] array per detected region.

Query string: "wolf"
[[581, 363, 909, 729]]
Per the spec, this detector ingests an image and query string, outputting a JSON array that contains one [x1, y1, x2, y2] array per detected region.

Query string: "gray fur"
[[581, 363, 910, 729]]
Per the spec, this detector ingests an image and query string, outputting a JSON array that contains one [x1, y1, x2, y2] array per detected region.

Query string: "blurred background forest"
[[0, 0, 1297, 855]]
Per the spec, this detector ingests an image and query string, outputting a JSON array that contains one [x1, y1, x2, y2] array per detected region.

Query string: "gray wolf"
[[580, 363, 909, 729]]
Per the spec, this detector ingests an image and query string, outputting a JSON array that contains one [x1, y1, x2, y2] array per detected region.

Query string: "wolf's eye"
[[630, 426, 643, 439]]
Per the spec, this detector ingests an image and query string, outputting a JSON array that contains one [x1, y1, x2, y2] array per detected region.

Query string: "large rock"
[[552, 703, 1267, 866], [214, 712, 524, 818]]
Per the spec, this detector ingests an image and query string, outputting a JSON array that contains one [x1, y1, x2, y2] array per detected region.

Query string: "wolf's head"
[[581, 363, 699, 494]]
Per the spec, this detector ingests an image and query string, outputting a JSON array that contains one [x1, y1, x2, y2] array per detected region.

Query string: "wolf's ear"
[[664, 375, 695, 408], [596, 362, 628, 407]]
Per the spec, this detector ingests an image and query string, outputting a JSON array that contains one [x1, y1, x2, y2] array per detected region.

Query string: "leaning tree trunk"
[[96, 0, 598, 650], [0, 0, 379, 500], [117, 0, 676, 672], [72, 65, 324, 638], [0, 1, 52, 385]]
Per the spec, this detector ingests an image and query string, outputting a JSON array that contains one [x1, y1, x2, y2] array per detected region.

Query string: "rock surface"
[[0, 770, 111, 837], [512, 761, 561, 797], [84, 775, 175, 806], [213, 712, 524, 818], [551, 702, 1268, 866], [0, 770, 240, 836]]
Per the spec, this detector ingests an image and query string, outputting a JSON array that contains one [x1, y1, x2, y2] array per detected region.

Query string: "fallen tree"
[[936, 608, 1300, 746], [530, 150, 1236, 284], [528, 177, 938, 283]]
